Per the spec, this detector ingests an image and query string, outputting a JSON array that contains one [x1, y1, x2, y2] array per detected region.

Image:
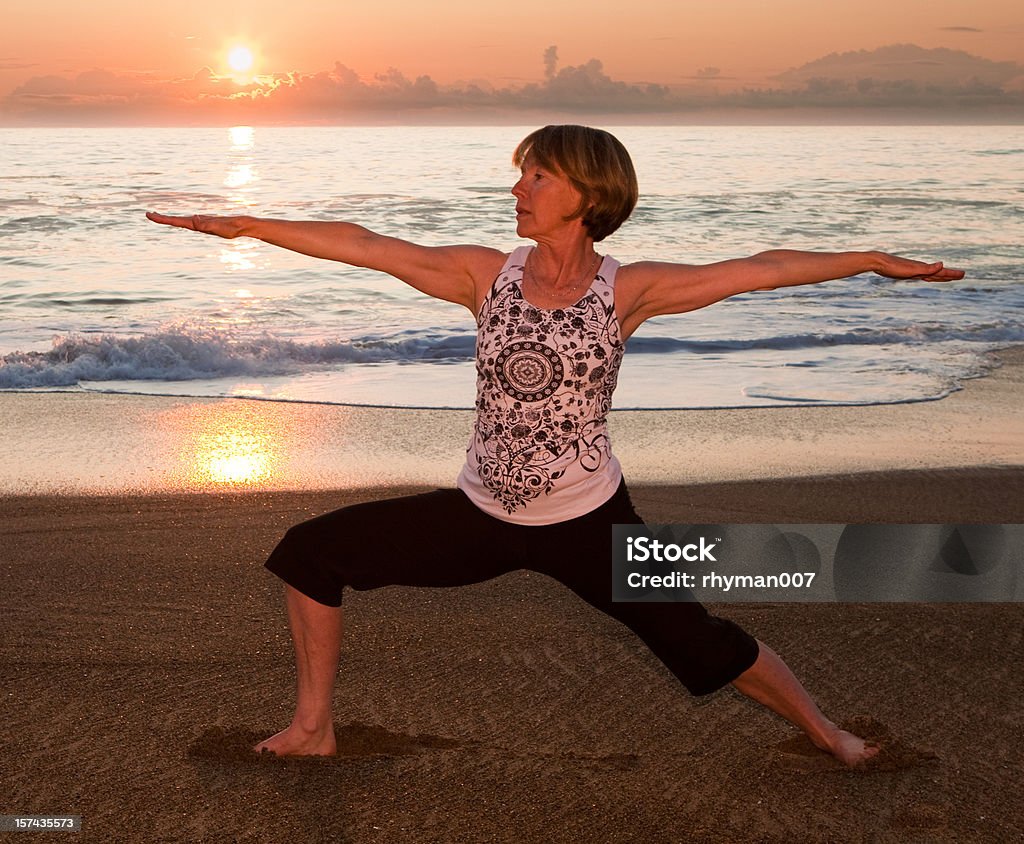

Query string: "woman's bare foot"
[[254, 721, 337, 757], [812, 724, 880, 767]]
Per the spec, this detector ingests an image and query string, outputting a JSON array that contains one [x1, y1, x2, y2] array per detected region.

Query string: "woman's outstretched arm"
[[145, 212, 503, 313], [616, 249, 966, 338]]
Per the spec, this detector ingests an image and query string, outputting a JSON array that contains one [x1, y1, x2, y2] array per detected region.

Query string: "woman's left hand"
[[872, 252, 965, 282]]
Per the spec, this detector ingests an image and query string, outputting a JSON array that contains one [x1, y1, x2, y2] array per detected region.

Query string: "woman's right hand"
[[145, 211, 502, 315], [145, 211, 250, 239]]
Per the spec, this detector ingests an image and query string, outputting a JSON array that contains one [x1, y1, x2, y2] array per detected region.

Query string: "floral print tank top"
[[457, 245, 625, 524]]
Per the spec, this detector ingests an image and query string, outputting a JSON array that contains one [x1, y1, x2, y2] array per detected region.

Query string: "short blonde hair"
[[513, 125, 638, 242]]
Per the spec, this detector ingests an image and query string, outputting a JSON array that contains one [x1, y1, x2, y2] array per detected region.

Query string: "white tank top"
[[457, 245, 625, 525]]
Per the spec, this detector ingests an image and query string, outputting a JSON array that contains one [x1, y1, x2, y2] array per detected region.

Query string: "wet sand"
[[1, 349, 1023, 842], [2, 348, 1022, 497]]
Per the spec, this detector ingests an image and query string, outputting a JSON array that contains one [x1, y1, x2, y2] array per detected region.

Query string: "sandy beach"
[[2, 349, 1023, 842]]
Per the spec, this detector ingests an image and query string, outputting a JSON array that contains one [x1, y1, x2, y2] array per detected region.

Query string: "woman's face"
[[511, 157, 586, 240]]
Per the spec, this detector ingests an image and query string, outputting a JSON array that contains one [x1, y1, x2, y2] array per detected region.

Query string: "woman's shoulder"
[[467, 247, 525, 315], [612, 260, 702, 338], [615, 259, 701, 294], [472, 245, 534, 280], [615, 259, 668, 296]]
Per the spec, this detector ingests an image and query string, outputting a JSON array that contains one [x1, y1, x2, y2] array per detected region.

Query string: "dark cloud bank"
[[2, 44, 1022, 126]]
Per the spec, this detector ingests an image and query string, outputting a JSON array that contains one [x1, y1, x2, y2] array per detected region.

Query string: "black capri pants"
[[265, 479, 760, 696]]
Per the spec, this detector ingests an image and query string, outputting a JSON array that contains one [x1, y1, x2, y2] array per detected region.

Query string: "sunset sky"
[[2, 0, 1023, 124]]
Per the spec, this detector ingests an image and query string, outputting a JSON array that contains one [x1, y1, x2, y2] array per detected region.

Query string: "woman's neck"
[[528, 238, 598, 289], [523, 241, 601, 308]]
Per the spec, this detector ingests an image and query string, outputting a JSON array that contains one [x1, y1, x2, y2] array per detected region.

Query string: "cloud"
[[0, 54, 672, 124], [681, 67, 739, 83], [2, 44, 1021, 126], [775, 44, 1020, 87], [517, 58, 671, 109], [543, 46, 558, 81], [0, 59, 36, 71], [752, 44, 1024, 112], [940, 26, 982, 33]]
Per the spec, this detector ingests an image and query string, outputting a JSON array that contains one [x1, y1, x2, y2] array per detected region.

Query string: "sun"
[[228, 45, 254, 73]]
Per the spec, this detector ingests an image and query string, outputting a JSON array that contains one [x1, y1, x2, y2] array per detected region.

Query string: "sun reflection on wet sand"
[[0, 392, 474, 495], [159, 401, 289, 490], [201, 430, 273, 484]]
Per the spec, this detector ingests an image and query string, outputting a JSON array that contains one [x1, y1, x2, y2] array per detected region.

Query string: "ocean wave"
[[0, 216, 75, 234], [2, 294, 181, 308], [2, 322, 1021, 390], [0, 328, 476, 388], [740, 385, 958, 406], [627, 323, 1024, 354], [854, 196, 1010, 209]]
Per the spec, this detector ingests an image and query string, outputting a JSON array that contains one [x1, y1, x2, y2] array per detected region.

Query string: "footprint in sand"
[[187, 724, 640, 772], [773, 716, 939, 773], [187, 722, 462, 764]]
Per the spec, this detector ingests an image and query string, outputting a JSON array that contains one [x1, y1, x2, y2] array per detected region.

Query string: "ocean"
[[1, 124, 1022, 410]]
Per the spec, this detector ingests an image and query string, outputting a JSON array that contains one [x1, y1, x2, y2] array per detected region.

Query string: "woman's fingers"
[[146, 211, 187, 228], [145, 211, 243, 238], [910, 262, 966, 281], [931, 267, 966, 281], [145, 211, 205, 231], [877, 255, 965, 282]]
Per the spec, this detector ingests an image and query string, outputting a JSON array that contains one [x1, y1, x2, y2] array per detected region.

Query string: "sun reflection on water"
[[224, 163, 255, 190], [228, 125, 255, 150], [219, 240, 258, 272], [224, 126, 259, 208]]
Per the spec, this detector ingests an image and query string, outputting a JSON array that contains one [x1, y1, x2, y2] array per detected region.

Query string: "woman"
[[147, 125, 962, 767]]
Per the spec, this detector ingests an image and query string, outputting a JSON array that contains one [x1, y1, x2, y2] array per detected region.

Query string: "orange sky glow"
[[2, 0, 1022, 124]]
